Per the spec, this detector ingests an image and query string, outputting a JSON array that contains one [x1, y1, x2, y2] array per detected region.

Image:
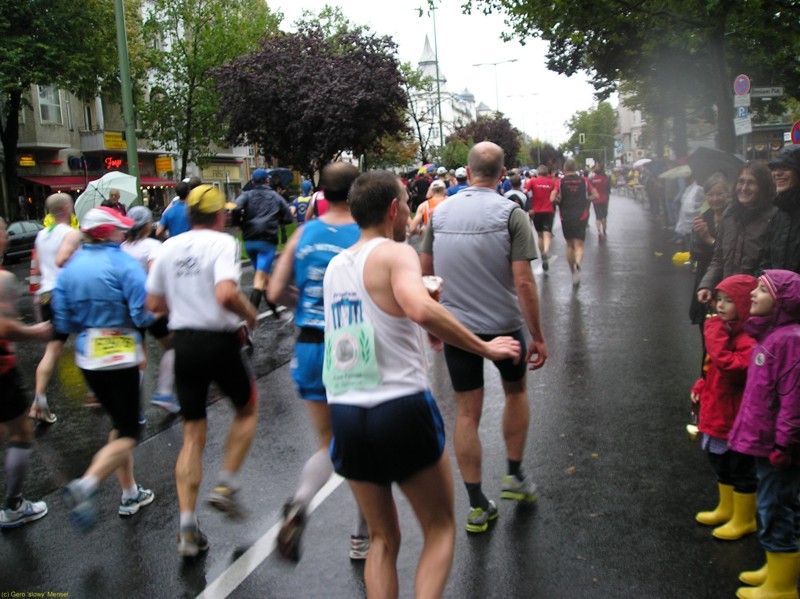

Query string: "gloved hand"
[[770, 446, 793, 469]]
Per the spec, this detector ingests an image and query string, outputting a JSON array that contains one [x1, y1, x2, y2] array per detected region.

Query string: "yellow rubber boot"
[[736, 551, 800, 599], [739, 562, 768, 586], [713, 492, 757, 540], [696, 483, 734, 526]]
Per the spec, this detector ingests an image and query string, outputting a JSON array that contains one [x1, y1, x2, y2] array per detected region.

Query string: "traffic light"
[[579, 133, 585, 145]]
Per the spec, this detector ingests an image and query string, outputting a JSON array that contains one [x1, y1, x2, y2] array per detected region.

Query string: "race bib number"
[[323, 323, 381, 395], [79, 328, 140, 370]]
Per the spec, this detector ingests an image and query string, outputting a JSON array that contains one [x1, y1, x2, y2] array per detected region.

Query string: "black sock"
[[265, 300, 278, 313], [465, 482, 488, 510], [508, 460, 523, 480], [6, 495, 22, 511], [249, 288, 263, 310]]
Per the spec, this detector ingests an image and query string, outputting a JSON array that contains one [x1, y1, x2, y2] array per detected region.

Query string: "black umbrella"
[[688, 147, 744, 186]]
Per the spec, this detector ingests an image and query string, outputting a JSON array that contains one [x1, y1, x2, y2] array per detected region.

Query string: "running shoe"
[[63, 479, 97, 531], [0, 498, 48, 528], [541, 253, 549, 272], [465, 500, 498, 534], [272, 306, 294, 325], [572, 264, 581, 287], [349, 535, 370, 560], [151, 392, 180, 414], [500, 474, 540, 503], [277, 500, 306, 562], [118, 485, 155, 516], [206, 484, 243, 516], [177, 526, 209, 558]]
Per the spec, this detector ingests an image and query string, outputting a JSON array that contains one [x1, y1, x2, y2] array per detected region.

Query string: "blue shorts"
[[291, 341, 325, 401], [443, 329, 527, 392], [244, 240, 277, 274], [330, 391, 445, 485]]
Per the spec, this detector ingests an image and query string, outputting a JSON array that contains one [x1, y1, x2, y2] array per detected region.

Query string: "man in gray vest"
[[420, 141, 548, 534]]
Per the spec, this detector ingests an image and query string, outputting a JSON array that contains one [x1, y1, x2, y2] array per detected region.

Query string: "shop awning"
[[20, 176, 87, 192], [140, 176, 175, 188]]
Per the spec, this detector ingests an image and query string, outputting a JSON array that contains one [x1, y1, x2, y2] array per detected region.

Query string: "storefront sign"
[[18, 155, 35, 167], [201, 165, 241, 182], [155, 156, 173, 172], [105, 156, 123, 170], [103, 131, 127, 150]]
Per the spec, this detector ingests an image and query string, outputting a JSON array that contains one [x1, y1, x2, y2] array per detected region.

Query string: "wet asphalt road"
[[1, 192, 763, 598]]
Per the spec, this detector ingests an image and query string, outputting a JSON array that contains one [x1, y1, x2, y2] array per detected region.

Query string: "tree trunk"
[[1, 90, 22, 220], [709, 24, 735, 153], [672, 98, 688, 159]]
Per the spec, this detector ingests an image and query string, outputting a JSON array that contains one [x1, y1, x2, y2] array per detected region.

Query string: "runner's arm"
[[216, 280, 257, 330], [55, 229, 83, 267], [512, 260, 547, 369], [267, 226, 302, 306], [390, 245, 520, 363]]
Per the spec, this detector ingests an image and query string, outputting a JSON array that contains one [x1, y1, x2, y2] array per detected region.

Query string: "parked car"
[[3, 220, 43, 263]]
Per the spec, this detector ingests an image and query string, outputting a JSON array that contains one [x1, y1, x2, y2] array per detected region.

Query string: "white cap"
[[436, 166, 447, 175], [455, 167, 467, 179], [430, 179, 447, 191]]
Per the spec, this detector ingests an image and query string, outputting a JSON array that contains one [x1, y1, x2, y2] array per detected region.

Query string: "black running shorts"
[[443, 329, 527, 392], [532, 212, 555, 234], [0, 367, 30, 423], [173, 329, 255, 421], [561, 219, 588, 241], [81, 366, 141, 440]]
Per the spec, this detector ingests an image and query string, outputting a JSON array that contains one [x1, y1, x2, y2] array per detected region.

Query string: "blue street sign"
[[736, 106, 749, 119]]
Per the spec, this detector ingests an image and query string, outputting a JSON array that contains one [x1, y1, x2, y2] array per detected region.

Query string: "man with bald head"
[[30, 193, 82, 423], [420, 141, 548, 534]]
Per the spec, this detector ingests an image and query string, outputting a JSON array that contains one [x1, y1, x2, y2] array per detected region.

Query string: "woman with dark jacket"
[[696, 162, 775, 304]]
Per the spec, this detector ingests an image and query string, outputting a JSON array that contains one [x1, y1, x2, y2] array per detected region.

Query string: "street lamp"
[[473, 59, 518, 113]]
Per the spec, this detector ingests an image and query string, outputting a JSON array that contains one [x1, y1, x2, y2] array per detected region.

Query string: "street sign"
[[734, 116, 752, 136], [751, 86, 784, 98], [734, 74, 751, 96], [734, 94, 751, 108], [736, 106, 749, 119], [791, 121, 800, 145]]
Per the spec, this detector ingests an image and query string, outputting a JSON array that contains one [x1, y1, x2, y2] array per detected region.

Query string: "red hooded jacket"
[[692, 274, 758, 439]]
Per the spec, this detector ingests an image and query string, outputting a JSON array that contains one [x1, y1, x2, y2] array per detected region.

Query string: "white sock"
[[121, 484, 139, 501], [34, 394, 49, 410], [156, 349, 175, 396], [180, 511, 197, 529], [294, 448, 333, 506], [78, 476, 99, 497]]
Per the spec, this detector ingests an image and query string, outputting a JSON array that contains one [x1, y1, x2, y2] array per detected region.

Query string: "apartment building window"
[[38, 85, 62, 125]]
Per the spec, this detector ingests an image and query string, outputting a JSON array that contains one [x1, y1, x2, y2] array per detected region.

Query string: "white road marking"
[[196, 474, 346, 599]]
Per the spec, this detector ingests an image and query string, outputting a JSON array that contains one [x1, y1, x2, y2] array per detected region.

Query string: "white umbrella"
[[632, 158, 652, 168], [658, 164, 692, 179], [74, 171, 140, 223]]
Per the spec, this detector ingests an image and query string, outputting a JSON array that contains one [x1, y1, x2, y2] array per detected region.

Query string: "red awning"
[[21, 175, 176, 190], [20, 176, 87, 192], [140, 176, 175, 188]]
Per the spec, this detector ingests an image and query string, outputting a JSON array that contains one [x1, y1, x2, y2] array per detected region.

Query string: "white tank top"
[[323, 237, 429, 407], [35, 223, 72, 294]]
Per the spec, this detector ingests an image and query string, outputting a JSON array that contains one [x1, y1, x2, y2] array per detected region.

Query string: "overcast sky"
[[268, 0, 610, 145]]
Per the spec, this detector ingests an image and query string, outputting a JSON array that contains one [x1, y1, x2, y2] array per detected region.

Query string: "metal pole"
[[114, 0, 141, 203], [431, 8, 444, 150]]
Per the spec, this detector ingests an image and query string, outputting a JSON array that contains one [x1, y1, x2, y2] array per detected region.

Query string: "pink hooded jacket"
[[729, 270, 800, 457]]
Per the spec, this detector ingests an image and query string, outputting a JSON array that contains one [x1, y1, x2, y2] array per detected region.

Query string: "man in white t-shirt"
[[30, 193, 82, 424], [146, 184, 258, 559]]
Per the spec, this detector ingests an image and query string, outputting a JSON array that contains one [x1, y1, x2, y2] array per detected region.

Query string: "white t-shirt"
[[146, 229, 242, 332], [35, 223, 73, 294], [121, 238, 161, 272]]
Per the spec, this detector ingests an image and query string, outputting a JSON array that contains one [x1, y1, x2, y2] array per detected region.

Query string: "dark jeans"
[[707, 449, 757, 493], [755, 457, 800, 552]]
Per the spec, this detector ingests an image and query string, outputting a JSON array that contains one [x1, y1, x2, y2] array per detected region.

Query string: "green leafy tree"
[[0, 0, 144, 218], [563, 102, 617, 169], [441, 138, 471, 170], [141, 0, 280, 179], [215, 8, 407, 175], [454, 0, 800, 154], [400, 62, 439, 164], [447, 114, 521, 169]]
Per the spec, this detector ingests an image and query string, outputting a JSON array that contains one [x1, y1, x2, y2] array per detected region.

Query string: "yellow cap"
[[187, 184, 224, 214]]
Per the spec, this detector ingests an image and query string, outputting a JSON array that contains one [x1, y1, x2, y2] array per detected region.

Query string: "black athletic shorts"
[[38, 294, 69, 342], [173, 329, 255, 421], [81, 366, 141, 440], [532, 212, 555, 234], [561, 219, 588, 241], [444, 329, 527, 392], [0, 367, 30, 423], [330, 391, 445, 485], [593, 202, 608, 220]]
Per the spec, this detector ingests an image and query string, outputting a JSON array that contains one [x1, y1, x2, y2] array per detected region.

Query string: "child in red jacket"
[[690, 274, 758, 540]]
